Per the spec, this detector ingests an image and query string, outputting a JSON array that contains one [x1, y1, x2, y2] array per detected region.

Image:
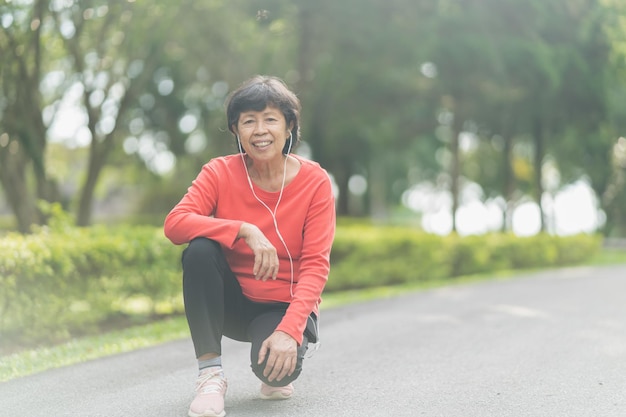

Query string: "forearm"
[[276, 271, 327, 344], [164, 210, 242, 247]]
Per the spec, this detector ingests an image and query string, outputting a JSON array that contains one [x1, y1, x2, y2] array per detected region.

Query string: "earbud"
[[285, 132, 293, 154]]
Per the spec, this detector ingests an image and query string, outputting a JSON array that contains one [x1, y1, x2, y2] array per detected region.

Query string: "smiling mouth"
[[253, 141, 272, 148]]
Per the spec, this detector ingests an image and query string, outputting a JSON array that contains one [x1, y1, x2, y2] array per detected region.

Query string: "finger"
[[275, 357, 291, 382], [259, 253, 271, 281], [258, 341, 269, 365], [264, 352, 277, 379], [263, 252, 278, 281], [266, 255, 276, 281], [268, 351, 292, 382], [271, 255, 279, 280], [287, 355, 296, 376], [253, 253, 262, 279], [258, 247, 277, 281], [267, 357, 282, 382]]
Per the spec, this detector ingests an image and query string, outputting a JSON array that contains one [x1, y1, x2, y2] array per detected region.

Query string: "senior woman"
[[164, 75, 336, 417]]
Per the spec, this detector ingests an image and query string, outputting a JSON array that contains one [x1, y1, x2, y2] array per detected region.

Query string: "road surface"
[[2, 265, 626, 416]]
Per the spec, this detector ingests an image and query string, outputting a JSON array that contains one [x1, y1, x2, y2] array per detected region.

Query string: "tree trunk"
[[501, 134, 515, 232], [76, 173, 97, 227], [532, 118, 546, 232], [0, 144, 36, 233], [450, 115, 462, 233], [29, 115, 60, 208], [76, 139, 111, 226], [334, 158, 350, 216], [295, 2, 314, 93], [0, 0, 58, 232], [369, 149, 387, 221]]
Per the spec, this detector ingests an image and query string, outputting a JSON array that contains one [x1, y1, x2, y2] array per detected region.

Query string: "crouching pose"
[[164, 75, 336, 417]]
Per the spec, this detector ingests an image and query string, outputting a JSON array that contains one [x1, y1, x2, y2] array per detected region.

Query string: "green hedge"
[[0, 226, 183, 348], [326, 227, 601, 291], [0, 223, 601, 350]]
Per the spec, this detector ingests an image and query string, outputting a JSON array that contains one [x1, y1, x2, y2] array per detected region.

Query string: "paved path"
[[2, 265, 626, 416]]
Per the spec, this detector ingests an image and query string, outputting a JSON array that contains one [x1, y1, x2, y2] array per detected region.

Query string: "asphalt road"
[[2, 265, 626, 417]]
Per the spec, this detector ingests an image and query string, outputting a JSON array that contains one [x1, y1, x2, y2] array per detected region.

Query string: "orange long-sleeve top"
[[164, 154, 336, 345]]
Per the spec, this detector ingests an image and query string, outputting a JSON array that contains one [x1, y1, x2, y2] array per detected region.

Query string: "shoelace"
[[196, 370, 225, 394]]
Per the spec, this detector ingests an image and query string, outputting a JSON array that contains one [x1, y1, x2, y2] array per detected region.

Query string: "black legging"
[[181, 237, 317, 386]]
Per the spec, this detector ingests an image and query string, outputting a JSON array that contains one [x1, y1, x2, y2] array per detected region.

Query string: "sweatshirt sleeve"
[[164, 161, 243, 248], [275, 171, 336, 344]]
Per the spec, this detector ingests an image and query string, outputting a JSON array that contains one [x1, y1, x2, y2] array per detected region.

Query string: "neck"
[[246, 154, 289, 181]]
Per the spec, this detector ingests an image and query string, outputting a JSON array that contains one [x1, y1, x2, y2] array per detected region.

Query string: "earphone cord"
[[237, 136, 321, 353], [238, 139, 295, 298]]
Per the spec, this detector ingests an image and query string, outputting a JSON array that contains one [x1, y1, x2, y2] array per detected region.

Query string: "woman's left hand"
[[258, 331, 298, 383]]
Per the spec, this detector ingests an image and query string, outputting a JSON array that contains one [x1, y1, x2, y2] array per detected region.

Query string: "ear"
[[287, 121, 294, 135]]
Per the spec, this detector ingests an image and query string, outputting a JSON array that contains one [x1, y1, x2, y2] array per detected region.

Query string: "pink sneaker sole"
[[259, 383, 293, 400], [188, 410, 225, 417]]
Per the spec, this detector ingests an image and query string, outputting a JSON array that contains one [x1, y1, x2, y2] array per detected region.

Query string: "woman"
[[164, 75, 336, 417]]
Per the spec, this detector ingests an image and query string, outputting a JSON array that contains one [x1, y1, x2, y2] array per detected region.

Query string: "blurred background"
[[2, 0, 626, 237]]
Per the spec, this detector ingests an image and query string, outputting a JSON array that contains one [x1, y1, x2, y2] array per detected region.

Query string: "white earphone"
[[237, 131, 295, 297], [237, 131, 321, 354]]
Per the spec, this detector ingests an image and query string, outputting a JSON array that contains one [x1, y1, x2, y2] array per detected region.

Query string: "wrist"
[[238, 222, 254, 239]]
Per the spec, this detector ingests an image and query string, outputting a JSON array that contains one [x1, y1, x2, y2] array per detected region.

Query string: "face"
[[234, 106, 292, 161]]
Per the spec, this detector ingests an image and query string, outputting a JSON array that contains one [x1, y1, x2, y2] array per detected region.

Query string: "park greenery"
[[1, 0, 626, 235], [2, 0, 626, 379], [0, 211, 601, 354]]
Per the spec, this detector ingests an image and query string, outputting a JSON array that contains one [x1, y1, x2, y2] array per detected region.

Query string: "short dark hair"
[[225, 75, 301, 154]]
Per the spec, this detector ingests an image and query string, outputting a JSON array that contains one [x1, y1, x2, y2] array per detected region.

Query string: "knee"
[[182, 238, 222, 267], [250, 337, 308, 387], [251, 359, 303, 387]]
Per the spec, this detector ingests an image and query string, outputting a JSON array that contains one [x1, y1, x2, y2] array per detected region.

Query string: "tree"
[[286, 0, 436, 216], [425, 0, 512, 232], [428, 0, 615, 235], [489, 0, 614, 233], [2, 0, 625, 236], [0, 0, 61, 232], [50, 1, 178, 226]]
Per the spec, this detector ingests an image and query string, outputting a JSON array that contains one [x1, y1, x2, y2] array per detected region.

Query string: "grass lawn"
[[1, 248, 625, 383]]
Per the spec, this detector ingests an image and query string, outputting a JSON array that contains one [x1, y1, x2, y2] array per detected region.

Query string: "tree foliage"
[[1, 0, 626, 236]]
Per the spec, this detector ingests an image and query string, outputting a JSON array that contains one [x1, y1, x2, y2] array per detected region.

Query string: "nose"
[[253, 120, 268, 134]]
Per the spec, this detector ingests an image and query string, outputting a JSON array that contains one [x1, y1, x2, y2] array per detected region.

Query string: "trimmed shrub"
[[0, 222, 601, 350], [0, 226, 183, 349], [327, 228, 601, 291]]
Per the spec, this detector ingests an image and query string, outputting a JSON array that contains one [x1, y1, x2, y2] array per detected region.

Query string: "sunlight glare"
[[553, 180, 600, 235], [405, 180, 599, 236], [512, 201, 541, 237]]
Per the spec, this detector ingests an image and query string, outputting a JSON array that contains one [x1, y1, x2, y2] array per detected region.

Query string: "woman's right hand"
[[238, 223, 279, 281]]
